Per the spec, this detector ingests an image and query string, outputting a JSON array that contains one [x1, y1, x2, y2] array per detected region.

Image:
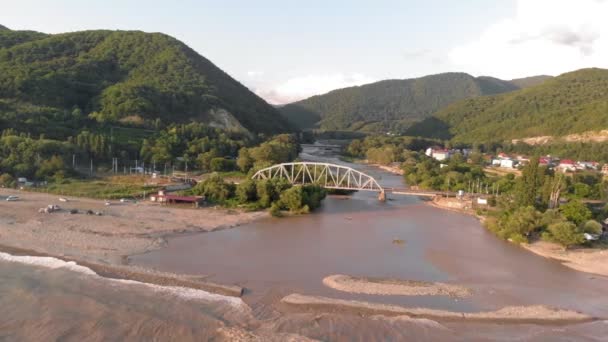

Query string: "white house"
[[557, 159, 576, 172], [500, 159, 518, 169]]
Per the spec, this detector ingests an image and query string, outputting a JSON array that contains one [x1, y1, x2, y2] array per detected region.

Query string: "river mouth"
[[130, 146, 608, 319]]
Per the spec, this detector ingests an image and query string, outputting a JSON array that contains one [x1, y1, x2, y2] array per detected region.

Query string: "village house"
[[425, 147, 451, 161], [539, 156, 552, 166], [491, 153, 518, 169], [499, 159, 518, 169], [576, 161, 599, 171], [557, 159, 577, 172]]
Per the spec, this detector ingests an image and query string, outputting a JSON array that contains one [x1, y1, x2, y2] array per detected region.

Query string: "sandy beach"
[[281, 293, 594, 324], [522, 241, 608, 277], [323, 274, 472, 298], [0, 188, 267, 295]]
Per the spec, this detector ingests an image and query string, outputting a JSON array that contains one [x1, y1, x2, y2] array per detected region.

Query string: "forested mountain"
[[279, 73, 520, 132], [0, 27, 291, 137], [412, 68, 608, 144], [509, 75, 553, 89], [0, 24, 9, 30]]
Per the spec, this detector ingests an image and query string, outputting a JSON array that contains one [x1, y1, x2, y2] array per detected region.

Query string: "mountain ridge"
[[409, 68, 608, 144], [279, 72, 549, 132], [0, 28, 291, 136]]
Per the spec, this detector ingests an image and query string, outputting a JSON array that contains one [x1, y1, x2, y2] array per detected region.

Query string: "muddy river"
[[2, 144, 608, 341]]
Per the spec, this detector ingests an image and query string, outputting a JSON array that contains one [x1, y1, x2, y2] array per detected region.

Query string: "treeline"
[[486, 158, 606, 248], [345, 135, 441, 164], [0, 123, 301, 184], [500, 141, 608, 163], [398, 151, 607, 248], [0, 132, 77, 184], [236, 134, 301, 172], [188, 174, 326, 216]]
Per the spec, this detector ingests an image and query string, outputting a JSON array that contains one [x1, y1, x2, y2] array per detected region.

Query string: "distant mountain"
[[279, 72, 519, 132], [0, 28, 291, 136], [0, 24, 8, 30], [509, 75, 553, 89], [410, 68, 608, 144]]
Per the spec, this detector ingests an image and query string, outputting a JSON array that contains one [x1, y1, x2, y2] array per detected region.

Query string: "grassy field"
[[32, 175, 161, 200]]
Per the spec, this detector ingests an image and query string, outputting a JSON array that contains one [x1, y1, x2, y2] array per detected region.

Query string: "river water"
[[3, 144, 608, 341]]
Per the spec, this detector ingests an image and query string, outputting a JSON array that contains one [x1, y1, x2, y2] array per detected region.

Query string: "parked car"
[[6, 195, 19, 201]]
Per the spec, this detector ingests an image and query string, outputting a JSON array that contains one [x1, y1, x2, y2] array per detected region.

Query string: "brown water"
[[133, 149, 608, 318], [3, 145, 608, 341]]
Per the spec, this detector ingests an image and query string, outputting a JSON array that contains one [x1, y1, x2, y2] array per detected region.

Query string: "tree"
[[191, 173, 235, 204], [236, 147, 254, 172], [560, 199, 592, 225], [545, 221, 585, 249], [516, 156, 541, 207], [0, 173, 15, 187], [236, 180, 257, 204]]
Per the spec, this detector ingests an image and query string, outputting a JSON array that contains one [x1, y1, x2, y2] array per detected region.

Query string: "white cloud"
[[449, 0, 608, 78], [246, 70, 264, 78], [255, 73, 375, 105]]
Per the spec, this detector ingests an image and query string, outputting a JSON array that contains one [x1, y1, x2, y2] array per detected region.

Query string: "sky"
[[2, 0, 608, 104]]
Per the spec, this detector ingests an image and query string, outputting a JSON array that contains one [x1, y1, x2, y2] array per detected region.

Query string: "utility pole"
[[72, 154, 76, 168], [90, 159, 93, 176]]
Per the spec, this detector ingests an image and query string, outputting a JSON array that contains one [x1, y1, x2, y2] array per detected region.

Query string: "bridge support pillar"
[[378, 190, 386, 202]]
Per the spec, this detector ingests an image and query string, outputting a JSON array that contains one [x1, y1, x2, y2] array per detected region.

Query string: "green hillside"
[[0, 24, 8, 30], [415, 68, 608, 144], [0, 28, 291, 136], [509, 75, 553, 89], [279, 72, 518, 132]]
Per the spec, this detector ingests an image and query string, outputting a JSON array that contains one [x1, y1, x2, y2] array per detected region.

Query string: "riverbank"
[[522, 241, 608, 277], [0, 188, 267, 295], [426, 196, 608, 278], [281, 294, 595, 324], [371, 163, 404, 175], [323, 274, 471, 298]]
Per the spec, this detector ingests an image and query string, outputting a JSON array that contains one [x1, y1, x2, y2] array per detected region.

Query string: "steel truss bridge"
[[252, 162, 386, 200], [252, 162, 465, 201]]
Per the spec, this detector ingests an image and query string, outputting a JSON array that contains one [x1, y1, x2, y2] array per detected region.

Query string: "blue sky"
[[2, 0, 607, 103]]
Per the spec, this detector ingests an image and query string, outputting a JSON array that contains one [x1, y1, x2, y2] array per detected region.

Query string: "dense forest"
[[414, 68, 608, 144], [280, 72, 539, 133], [0, 27, 291, 136]]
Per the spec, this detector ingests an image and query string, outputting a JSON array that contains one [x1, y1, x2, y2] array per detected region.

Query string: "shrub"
[[210, 157, 236, 172], [560, 199, 592, 225], [0, 173, 15, 188], [192, 173, 235, 204], [546, 221, 585, 249], [235, 179, 257, 204], [582, 220, 603, 235]]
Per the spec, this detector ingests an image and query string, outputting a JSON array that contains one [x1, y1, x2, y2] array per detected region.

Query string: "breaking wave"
[[0, 252, 244, 308]]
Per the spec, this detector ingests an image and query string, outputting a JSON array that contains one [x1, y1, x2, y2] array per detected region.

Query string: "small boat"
[[59, 197, 68, 202]]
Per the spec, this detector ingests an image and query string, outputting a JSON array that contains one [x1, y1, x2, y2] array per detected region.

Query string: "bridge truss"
[[252, 162, 384, 193]]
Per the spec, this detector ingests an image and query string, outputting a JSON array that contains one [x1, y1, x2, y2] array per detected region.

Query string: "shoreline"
[[423, 194, 608, 278], [521, 241, 608, 278], [0, 188, 267, 296]]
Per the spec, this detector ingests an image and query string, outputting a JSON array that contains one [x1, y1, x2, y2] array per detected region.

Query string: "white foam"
[[0, 252, 245, 308], [0, 252, 97, 275], [111, 279, 245, 308]]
